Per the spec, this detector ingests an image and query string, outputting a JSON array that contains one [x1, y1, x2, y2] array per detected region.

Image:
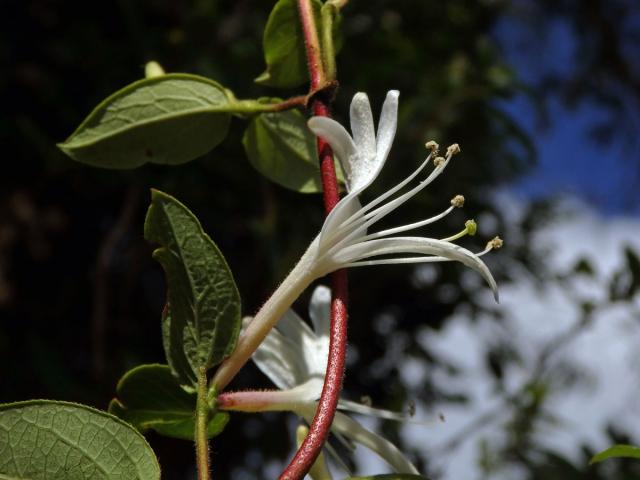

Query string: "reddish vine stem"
[[279, 1, 348, 479]]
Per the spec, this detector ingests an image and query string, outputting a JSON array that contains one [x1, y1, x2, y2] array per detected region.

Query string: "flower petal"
[[309, 285, 331, 339], [280, 310, 328, 379], [375, 90, 399, 170], [347, 91, 398, 194], [250, 314, 312, 389], [318, 194, 366, 252], [337, 236, 499, 301], [307, 117, 357, 190], [331, 411, 419, 474], [338, 399, 411, 422], [349, 92, 377, 170]]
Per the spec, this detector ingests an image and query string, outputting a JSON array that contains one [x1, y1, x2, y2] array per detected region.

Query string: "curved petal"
[[308, 117, 357, 190], [309, 285, 331, 339], [338, 399, 411, 422], [349, 92, 377, 171], [278, 309, 328, 379], [346, 92, 397, 194], [336, 237, 499, 301], [331, 411, 419, 474], [318, 194, 365, 252], [250, 313, 309, 389], [374, 90, 399, 173]]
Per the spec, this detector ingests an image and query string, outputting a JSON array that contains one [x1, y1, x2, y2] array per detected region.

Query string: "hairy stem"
[[279, 1, 348, 479], [298, 0, 326, 88], [196, 368, 211, 480]]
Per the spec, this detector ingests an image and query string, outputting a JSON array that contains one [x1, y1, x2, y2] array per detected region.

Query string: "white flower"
[[218, 285, 419, 475], [212, 90, 501, 391], [306, 90, 499, 298]]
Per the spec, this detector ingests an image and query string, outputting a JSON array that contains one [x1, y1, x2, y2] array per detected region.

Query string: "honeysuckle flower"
[[217, 285, 419, 475], [306, 90, 499, 290], [212, 90, 501, 390]]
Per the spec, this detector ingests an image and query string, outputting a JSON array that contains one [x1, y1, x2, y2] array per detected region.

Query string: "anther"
[[434, 156, 445, 167], [486, 236, 503, 250], [447, 143, 461, 156], [450, 195, 465, 208], [425, 140, 439, 154]]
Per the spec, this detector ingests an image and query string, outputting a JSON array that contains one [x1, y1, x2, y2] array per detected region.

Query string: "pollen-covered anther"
[[487, 236, 504, 250], [450, 195, 465, 208], [425, 140, 439, 154], [434, 156, 445, 167], [447, 143, 461, 156]]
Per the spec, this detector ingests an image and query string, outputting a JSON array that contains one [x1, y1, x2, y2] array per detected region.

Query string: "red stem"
[[279, 2, 348, 479]]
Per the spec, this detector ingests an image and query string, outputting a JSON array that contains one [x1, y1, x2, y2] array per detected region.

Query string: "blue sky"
[[494, 13, 637, 215]]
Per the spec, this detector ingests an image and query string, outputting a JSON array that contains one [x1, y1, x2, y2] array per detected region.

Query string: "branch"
[[279, 1, 347, 478]]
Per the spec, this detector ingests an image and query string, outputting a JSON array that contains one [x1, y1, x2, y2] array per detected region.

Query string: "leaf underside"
[[144, 189, 241, 390], [0, 400, 160, 480], [59, 74, 232, 169], [243, 108, 324, 192], [109, 364, 228, 441]]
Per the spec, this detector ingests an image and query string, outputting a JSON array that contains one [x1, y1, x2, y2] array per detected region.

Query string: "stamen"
[[325, 153, 435, 244], [360, 204, 455, 241], [440, 219, 477, 242], [476, 237, 504, 257], [326, 150, 458, 254], [361, 149, 455, 223], [434, 156, 445, 167]]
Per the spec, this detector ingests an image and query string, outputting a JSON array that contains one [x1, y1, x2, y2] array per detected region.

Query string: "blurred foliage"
[[1, 0, 639, 479]]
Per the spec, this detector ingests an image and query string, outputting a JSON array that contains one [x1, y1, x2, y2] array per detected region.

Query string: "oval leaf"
[[590, 444, 640, 464], [255, 0, 312, 88], [0, 400, 160, 479], [144, 190, 241, 390], [59, 74, 233, 169], [109, 364, 229, 441], [243, 109, 327, 192]]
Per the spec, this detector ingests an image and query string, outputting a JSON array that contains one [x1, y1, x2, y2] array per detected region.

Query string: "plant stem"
[[298, 0, 326, 88], [195, 367, 211, 480], [230, 95, 307, 115], [279, 2, 348, 479], [320, 4, 338, 82]]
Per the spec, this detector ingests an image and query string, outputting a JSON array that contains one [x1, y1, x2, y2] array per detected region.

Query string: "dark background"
[[2, 1, 640, 478]]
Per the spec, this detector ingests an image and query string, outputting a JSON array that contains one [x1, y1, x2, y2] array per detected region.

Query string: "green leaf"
[[256, 0, 310, 88], [243, 108, 329, 192], [590, 444, 640, 464], [59, 74, 233, 169], [108, 364, 229, 441], [144, 190, 241, 390], [256, 0, 341, 88], [0, 400, 160, 479]]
